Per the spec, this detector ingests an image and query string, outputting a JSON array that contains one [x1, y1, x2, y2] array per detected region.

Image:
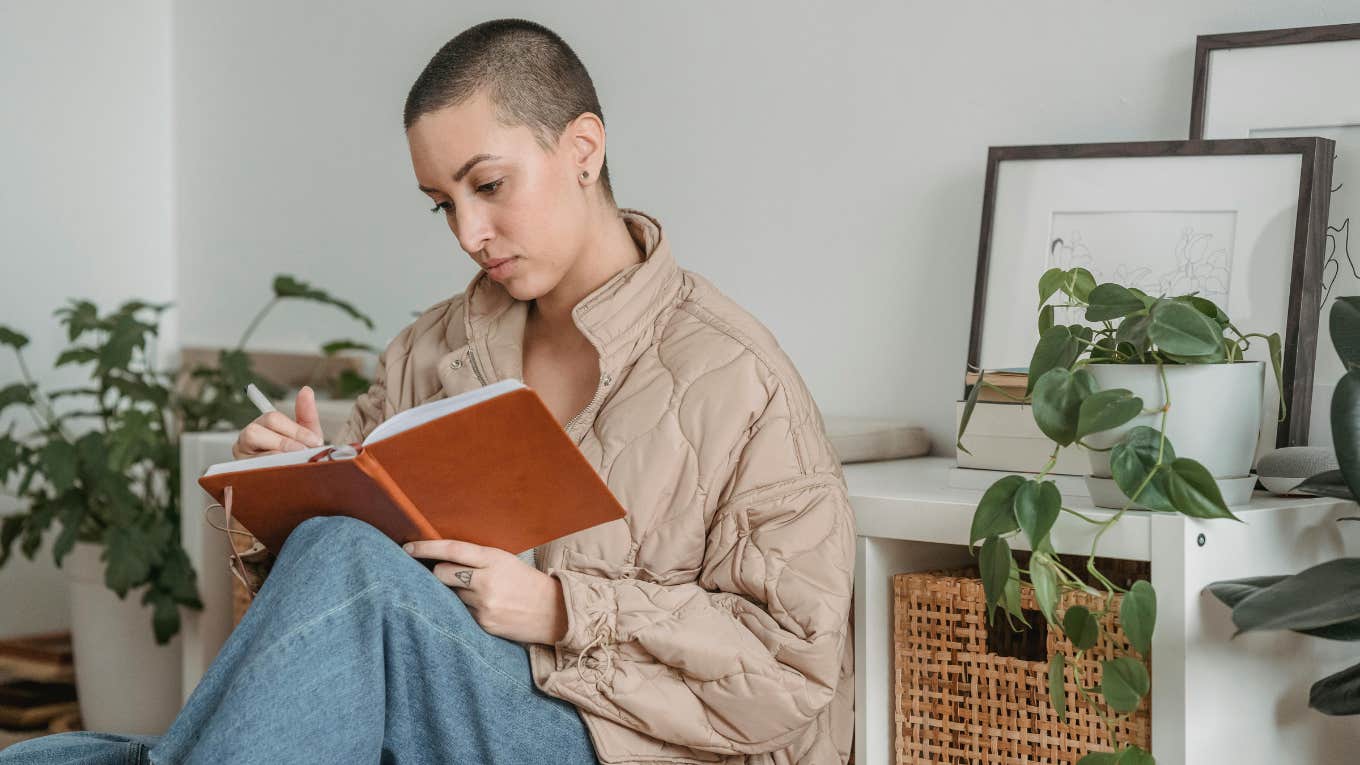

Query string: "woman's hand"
[[403, 538, 568, 646], [231, 385, 325, 459]]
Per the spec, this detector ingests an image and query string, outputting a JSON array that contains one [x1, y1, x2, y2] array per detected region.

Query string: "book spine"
[[352, 450, 441, 540]]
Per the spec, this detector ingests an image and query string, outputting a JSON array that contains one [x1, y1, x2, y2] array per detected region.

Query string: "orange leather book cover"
[[197, 387, 627, 554]]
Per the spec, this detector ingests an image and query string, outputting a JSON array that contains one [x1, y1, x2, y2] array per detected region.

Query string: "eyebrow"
[[418, 153, 502, 193]]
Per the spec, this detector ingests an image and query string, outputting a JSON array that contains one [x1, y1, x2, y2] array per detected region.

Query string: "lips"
[[482, 257, 513, 270]]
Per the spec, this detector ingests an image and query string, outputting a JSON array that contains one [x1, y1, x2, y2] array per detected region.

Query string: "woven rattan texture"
[[893, 564, 1151, 764]]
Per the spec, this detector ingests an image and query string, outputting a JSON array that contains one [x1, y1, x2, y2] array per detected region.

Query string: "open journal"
[[197, 379, 628, 555]]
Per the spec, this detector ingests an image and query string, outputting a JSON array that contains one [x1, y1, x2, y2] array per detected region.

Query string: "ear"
[[564, 111, 605, 180]]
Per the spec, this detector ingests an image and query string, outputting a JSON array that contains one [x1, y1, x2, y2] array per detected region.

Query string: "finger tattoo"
[[455, 569, 473, 588]]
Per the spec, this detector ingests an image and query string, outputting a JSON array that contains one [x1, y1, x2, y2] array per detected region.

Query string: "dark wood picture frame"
[[967, 138, 1335, 449], [1190, 23, 1360, 139]]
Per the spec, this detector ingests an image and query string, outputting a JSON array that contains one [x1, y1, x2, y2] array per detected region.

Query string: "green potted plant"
[[957, 266, 1284, 763], [0, 275, 374, 733], [1208, 296, 1360, 718]]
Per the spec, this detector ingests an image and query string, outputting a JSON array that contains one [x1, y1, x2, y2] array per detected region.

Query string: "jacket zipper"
[[564, 371, 611, 433], [466, 347, 488, 385]]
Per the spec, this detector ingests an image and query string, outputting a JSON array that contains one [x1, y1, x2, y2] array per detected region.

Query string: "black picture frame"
[[1190, 23, 1360, 139], [967, 138, 1335, 450]]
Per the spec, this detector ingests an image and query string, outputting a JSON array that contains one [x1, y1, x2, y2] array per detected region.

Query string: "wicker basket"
[[892, 558, 1151, 764]]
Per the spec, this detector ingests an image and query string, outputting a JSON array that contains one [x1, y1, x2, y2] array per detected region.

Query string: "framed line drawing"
[[1191, 22, 1360, 448], [967, 139, 1334, 462]]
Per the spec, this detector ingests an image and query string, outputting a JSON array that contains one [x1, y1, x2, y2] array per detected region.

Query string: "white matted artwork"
[[969, 141, 1333, 464], [1193, 24, 1360, 448], [1047, 211, 1238, 325]]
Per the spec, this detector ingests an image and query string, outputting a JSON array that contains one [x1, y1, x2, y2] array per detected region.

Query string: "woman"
[[3, 18, 855, 765]]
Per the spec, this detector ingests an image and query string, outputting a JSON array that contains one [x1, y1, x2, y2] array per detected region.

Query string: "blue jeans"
[[1, 516, 599, 764]]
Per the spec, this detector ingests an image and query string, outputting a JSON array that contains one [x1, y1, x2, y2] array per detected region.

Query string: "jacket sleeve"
[[228, 327, 404, 594], [540, 383, 856, 755]]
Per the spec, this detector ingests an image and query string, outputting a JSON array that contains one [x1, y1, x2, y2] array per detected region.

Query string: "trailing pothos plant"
[[957, 267, 1285, 764], [1209, 296, 1360, 717], [0, 276, 375, 644]]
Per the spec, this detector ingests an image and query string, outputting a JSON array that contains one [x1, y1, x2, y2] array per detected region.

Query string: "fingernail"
[[402, 543, 414, 553]]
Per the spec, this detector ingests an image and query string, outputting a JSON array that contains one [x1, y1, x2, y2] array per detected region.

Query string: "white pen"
[[245, 383, 276, 414]]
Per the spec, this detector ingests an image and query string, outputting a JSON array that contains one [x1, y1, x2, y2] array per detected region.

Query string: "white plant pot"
[[1080, 362, 1264, 508], [65, 541, 182, 734]]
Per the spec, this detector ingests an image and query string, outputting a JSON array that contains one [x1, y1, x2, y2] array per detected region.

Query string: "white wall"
[[172, 0, 1358, 453], [0, 1, 173, 635]]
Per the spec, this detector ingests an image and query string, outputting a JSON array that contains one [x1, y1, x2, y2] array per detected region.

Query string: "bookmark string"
[[203, 485, 256, 602]]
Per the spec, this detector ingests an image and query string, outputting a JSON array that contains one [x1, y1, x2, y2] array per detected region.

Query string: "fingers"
[[431, 563, 475, 589], [233, 411, 324, 458], [294, 385, 324, 445], [402, 539, 495, 568]]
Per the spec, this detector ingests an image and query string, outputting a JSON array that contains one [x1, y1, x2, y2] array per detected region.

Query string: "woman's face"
[[407, 91, 590, 302]]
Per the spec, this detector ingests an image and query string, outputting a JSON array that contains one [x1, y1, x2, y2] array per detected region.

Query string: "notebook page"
[[202, 444, 332, 477], [361, 378, 525, 446], [200, 379, 525, 477]]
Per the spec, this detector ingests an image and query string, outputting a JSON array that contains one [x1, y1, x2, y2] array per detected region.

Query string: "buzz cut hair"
[[404, 18, 615, 204]]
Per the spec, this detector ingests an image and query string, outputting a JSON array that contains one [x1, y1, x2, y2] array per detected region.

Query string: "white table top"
[[841, 456, 1340, 560]]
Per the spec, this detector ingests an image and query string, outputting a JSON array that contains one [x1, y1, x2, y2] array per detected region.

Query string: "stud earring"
[[581, 170, 589, 179]]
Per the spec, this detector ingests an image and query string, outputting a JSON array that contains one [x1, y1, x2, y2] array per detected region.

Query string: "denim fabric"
[[1, 516, 598, 765]]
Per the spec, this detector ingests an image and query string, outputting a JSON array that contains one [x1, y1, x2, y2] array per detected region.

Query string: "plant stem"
[[1060, 506, 1107, 525], [1070, 657, 1121, 749], [236, 297, 279, 350], [12, 349, 73, 441]]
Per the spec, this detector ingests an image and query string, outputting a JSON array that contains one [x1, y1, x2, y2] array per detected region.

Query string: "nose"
[[452, 205, 493, 255]]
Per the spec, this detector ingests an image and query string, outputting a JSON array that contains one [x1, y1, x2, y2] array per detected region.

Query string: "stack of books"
[[954, 367, 1090, 490], [0, 632, 80, 750]]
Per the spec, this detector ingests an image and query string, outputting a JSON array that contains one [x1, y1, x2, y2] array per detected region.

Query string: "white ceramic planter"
[[1080, 361, 1264, 508], [65, 541, 182, 734]]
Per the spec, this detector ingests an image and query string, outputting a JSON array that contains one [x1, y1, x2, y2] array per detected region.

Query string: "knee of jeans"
[[290, 515, 386, 547], [281, 515, 406, 570]]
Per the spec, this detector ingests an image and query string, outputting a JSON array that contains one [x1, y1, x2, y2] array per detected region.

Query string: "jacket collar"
[[457, 208, 684, 383]]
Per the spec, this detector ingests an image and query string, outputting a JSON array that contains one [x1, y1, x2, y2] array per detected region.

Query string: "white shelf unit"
[[844, 456, 1360, 765]]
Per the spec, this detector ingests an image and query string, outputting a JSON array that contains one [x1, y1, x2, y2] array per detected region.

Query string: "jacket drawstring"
[[575, 604, 618, 685]]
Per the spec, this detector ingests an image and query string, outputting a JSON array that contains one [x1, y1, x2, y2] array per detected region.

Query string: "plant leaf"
[[980, 535, 1012, 624], [1164, 458, 1238, 520], [320, 339, 379, 356], [0, 383, 34, 415], [1148, 299, 1222, 356], [1039, 268, 1066, 306], [1309, 659, 1360, 715], [1100, 656, 1150, 713], [1085, 283, 1146, 322], [1331, 297, 1360, 369], [957, 366, 986, 456], [1109, 427, 1177, 512], [1076, 754, 1121, 765], [1076, 388, 1143, 440], [1027, 326, 1081, 396], [273, 275, 375, 330], [1294, 469, 1356, 501], [1048, 653, 1067, 720], [1033, 367, 1098, 446], [1031, 554, 1060, 625], [1230, 558, 1360, 635], [1121, 580, 1156, 654], [1118, 745, 1155, 765], [1069, 268, 1096, 302], [1063, 605, 1100, 650], [969, 475, 1025, 547], [1207, 574, 1360, 640], [0, 326, 30, 350], [1014, 479, 1060, 549], [1332, 369, 1360, 504]]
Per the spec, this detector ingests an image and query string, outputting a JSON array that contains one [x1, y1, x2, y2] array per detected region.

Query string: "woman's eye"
[[429, 201, 451, 215], [477, 179, 504, 195]]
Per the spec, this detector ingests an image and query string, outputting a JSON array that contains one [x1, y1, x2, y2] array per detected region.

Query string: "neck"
[[529, 206, 641, 337]]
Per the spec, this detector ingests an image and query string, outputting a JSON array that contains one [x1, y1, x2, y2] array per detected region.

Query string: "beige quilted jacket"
[[251, 208, 855, 763]]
